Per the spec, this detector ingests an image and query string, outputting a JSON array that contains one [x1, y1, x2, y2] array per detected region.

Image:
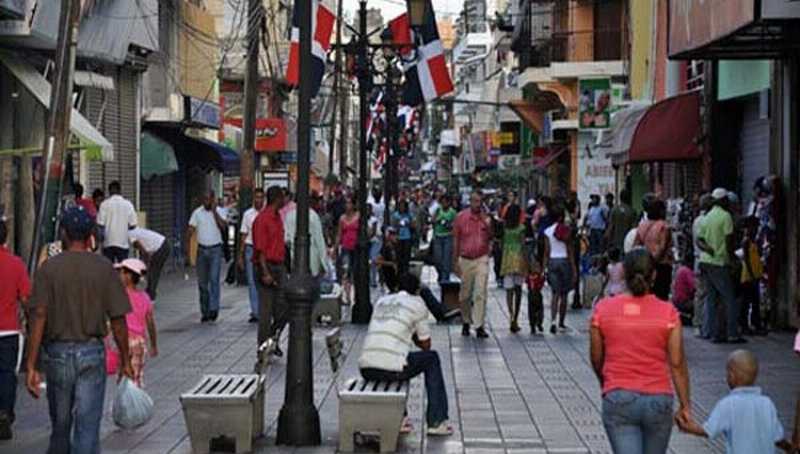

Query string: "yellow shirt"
[[740, 242, 763, 283]]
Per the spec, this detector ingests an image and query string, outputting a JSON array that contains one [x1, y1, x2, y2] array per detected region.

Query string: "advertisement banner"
[[669, 0, 755, 57], [577, 133, 615, 213], [225, 118, 287, 152], [579, 79, 612, 130]]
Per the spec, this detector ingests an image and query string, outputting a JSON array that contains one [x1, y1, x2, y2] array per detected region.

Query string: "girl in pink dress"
[[114, 259, 158, 387]]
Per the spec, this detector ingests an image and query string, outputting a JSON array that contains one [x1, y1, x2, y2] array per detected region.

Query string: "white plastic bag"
[[112, 378, 154, 429]]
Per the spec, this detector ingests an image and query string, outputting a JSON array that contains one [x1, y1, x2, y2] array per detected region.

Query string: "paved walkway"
[[3, 269, 799, 454]]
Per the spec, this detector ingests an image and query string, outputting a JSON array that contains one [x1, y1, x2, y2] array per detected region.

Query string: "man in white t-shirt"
[[96, 181, 137, 263], [359, 274, 453, 436], [367, 188, 385, 229], [238, 188, 264, 323], [187, 191, 227, 323], [129, 226, 169, 301]]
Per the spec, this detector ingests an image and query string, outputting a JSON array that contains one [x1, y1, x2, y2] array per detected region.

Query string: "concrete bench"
[[325, 329, 410, 453], [439, 274, 462, 314], [313, 284, 342, 326], [339, 378, 410, 453], [180, 340, 275, 454]]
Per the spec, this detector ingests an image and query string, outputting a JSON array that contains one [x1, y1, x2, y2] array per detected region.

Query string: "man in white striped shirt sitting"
[[358, 274, 453, 436]]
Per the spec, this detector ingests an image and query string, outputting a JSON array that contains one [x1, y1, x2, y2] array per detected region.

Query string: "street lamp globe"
[[406, 0, 426, 28]]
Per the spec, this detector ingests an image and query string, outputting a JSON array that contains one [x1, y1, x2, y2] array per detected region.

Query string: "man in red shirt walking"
[[453, 191, 493, 338], [0, 219, 30, 439], [252, 186, 287, 355]]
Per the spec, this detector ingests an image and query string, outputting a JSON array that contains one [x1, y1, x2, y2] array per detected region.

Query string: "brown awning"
[[629, 92, 702, 163], [508, 100, 544, 134]]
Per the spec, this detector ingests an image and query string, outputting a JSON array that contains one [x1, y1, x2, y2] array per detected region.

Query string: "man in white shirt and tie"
[[238, 188, 264, 323], [187, 191, 227, 323], [96, 181, 137, 263]]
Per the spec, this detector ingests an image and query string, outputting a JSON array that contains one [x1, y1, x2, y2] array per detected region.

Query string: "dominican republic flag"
[[286, 0, 335, 97], [388, 1, 454, 106]]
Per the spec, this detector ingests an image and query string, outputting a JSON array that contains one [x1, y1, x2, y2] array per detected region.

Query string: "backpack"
[[554, 222, 571, 242]]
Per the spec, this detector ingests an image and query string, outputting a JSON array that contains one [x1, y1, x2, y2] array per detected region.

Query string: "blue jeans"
[[433, 235, 453, 283], [701, 263, 738, 340], [196, 245, 223, 316], [602, 390, 673, 454], [589, 228, 605, 256], [369, 239, 382, 287], [0, 335, 19, 420], [43, 340, 106, 454], [361, 350, 449, 426], [245, 245, 259, 317]]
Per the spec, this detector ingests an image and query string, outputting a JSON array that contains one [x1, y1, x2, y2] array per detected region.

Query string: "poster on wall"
[[579, 78, 612, 130], [577, 133, 615, 213]]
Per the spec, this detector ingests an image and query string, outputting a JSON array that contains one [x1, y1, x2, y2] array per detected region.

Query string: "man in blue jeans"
[[238, 188, 265, 323], [24, 207, 133, 454], [697, 188, 745, 344], [187, 191, 227, 323], [0, 219, 31, 439], [359, 274, 453, 436]]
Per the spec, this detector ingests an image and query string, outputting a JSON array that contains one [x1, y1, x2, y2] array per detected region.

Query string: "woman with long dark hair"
[[336, 196, 360, 305], [590, 249, 691, 454], [500, 204, 527, 333], [542, 204, 577, 334], [634, 198, 673, 301]]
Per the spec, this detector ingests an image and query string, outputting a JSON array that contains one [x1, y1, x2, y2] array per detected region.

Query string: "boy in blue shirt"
[[678, 349, 794, 453]]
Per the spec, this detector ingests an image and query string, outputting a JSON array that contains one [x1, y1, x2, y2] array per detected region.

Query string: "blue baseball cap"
[[61, 206, 94, 239]]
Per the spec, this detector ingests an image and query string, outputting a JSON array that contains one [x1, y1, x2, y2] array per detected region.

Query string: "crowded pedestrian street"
[[2, 269, 797, 454]]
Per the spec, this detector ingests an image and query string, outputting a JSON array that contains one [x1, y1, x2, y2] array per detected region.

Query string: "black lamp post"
[[275, 0, 321, 445]]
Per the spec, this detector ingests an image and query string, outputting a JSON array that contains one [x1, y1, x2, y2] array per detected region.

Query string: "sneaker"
[[462, 324, 471, 337], [201, 315, 210, 323], [211, 311, 219, 321], [475, 327, 489, 339], [558, 323, 568, 332], [248, 315, 259, 323], [538, 323, 544, 332], [510, 323, 520, 334], [272, 346, 284, 357], [426, 421, 454, 436], [549, 324, 557, 335]]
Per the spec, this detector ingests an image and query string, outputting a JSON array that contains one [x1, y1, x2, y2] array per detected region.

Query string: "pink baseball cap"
[[114, 258, 147, 276]]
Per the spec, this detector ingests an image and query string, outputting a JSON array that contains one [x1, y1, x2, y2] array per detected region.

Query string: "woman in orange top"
[[590, 249, 691, 454]]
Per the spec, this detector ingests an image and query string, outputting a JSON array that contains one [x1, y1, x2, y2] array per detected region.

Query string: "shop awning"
[[508, 100, 544, 134], [596, 103, 650, 167], [146, 126, 240, 176], [0, 52, 114, 161], [534, 147, 567, 170], [629, 92, 702, 163], [140, 132, 178, 179]]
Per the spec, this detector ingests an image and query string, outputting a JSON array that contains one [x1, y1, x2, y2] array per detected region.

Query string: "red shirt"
[[252, 207, 285, 264], [591, 294, 680, 396], [0, 247, 31, 331], [75, 197, 97, 219], [453, 209, 492, 259]]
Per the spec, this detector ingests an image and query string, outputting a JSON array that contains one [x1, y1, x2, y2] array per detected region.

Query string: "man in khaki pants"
[[453, 191, 493, 338]]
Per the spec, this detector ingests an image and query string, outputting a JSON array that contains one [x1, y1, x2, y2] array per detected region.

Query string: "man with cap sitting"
[[24, 207, 134, 453], [697, 188, 745, 344]]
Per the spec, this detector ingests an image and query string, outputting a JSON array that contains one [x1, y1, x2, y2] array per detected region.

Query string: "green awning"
[[140, 132, 178, 179]]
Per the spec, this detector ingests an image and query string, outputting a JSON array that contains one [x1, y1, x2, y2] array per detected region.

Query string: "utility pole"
[[351, 0, 372, 324], [339, 81, 350, 178], [29, 0, 80, 273], [328, 0, 344, 179], [240, 0, 261, 218], [276, 0, 321, 445]]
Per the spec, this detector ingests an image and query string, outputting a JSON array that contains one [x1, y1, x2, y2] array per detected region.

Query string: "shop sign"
[[579, 78, 612, 130], [669, 0, 755, 57], [577, 133, 614, 212], [184, 96, 221, 129], [262, 171, 289, 189], [498, 154, 520, 170], [224, 118, 287, 152]]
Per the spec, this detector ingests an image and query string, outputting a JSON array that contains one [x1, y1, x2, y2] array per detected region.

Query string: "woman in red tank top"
[[336, 197, 360, 304]]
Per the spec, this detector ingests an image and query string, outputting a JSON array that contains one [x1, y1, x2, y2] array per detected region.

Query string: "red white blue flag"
[[388, 1, 454, 106], [286, 0, 335, 98]]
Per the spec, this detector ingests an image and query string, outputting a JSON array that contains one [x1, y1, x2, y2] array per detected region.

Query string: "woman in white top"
[[542, 205, 578, 334]]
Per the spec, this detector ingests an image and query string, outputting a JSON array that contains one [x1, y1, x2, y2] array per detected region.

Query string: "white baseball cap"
[[114, 258, 147, 276], [711, 188, 728, 200]]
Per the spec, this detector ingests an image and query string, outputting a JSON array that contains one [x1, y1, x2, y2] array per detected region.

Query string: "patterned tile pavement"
[[2, 268, 798, 454]]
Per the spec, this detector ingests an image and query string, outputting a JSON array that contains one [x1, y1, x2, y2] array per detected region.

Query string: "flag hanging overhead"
[[388, 1, 454, 106], [286, 0, 335, 97]]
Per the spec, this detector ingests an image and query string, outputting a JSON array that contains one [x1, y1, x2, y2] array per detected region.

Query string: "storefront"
[[669, 0, 800, 326]]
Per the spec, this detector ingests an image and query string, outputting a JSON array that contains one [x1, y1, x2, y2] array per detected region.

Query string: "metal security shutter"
[[739, 95, 770, 207], [83, 67, 138, 204], [141, 172, 175, 244]]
